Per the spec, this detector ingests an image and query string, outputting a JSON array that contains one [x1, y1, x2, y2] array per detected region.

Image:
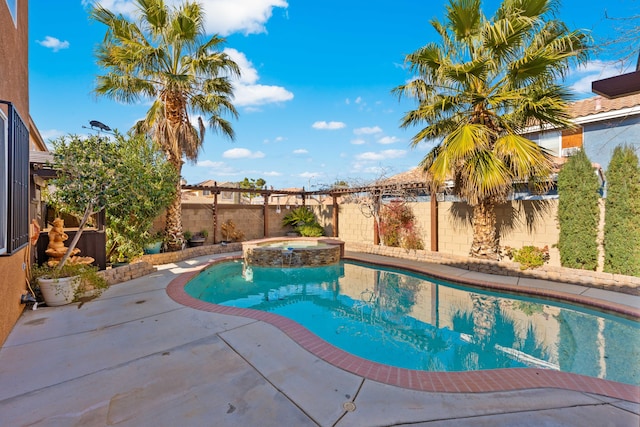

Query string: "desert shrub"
[[220, 219, 244, 242], [379, 200, 423, 250], [504, 245, 550, 270]]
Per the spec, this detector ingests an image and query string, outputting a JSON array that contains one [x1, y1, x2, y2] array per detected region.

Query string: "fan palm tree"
[[91, 0, 240, 251], [393, 0, 589, 259]]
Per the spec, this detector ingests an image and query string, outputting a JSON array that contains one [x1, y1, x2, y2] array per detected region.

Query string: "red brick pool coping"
[[166, 255, 640, 403]]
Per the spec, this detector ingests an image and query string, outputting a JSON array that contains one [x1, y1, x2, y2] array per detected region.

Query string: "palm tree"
[[91, 0, 240, 251], [393, 0, 589, 260]]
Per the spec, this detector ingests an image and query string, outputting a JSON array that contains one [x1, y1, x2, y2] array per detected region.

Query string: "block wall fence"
[[157, 199, 561, 266]]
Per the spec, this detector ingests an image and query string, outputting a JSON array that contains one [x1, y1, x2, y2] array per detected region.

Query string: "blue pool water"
[[185, 260, 640, 386]]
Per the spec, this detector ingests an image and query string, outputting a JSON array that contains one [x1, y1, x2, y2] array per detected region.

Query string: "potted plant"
[[31, 263, 107, 307], [32, 134, 118, 305], [220, 219, 244, 243], [187, 229, 208, 247], [143, 231, 164, 254]]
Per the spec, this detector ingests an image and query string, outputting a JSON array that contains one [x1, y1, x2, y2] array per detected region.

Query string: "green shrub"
[[282, 206, 316, 228], [379, 200, 423, 250], [604, 145, 640, 276], [557, 150, 600, 270], [282, 206, 325, 236], [297, 223, 325, 237], [504, 245, 550, 270]]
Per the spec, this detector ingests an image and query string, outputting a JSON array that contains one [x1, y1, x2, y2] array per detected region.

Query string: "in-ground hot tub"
[[242, 237, 344, 267]]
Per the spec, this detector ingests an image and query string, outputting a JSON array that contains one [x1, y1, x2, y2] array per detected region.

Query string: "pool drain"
[[342, 401, 356, 412]]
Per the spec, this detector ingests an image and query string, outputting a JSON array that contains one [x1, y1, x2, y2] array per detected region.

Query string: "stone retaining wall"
[[244, 245, 341, 267], [345, 242, 640, 296], [99, 243, 242, 286]]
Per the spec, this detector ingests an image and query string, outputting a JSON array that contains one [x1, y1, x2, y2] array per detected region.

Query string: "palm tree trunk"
[[469, 199, 499, 260], [164, 162, 184, 252]]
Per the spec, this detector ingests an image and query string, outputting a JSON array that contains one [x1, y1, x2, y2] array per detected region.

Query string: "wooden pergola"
[[182, 180, 439, 250]]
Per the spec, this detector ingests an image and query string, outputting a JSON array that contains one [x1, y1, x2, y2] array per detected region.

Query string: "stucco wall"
[[583, 115, 640, 171], [0, 0, 29, 346]]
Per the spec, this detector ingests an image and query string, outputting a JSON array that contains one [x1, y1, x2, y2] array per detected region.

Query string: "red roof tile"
[[569, 93, 640, 119]]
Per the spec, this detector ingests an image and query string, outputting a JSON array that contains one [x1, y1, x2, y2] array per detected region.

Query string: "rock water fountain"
[[242, 237, 344, 267]]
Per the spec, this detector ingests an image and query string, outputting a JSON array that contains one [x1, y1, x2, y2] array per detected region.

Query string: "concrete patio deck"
[[0, 252, 638, 426]]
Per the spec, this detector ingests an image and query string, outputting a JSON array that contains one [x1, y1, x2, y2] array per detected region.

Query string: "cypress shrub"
[[604, 145, 640, 276], [556, 149, 600, 270]]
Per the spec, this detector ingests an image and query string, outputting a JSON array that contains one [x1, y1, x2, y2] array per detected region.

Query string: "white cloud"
[[351, 138, 366, 145], [293, 149, 308, 154], [378, 136, 400, 145], [354, 126, 382, 135], [569, 60, 630, 96], [263, 170, 282, 177], [200, 0, 288, 36], [225, 48, 293, 107], [85, 4, 293, 108], [195, 159, 238, 175], [82, 0, 137, 15], [299, 171, 320, 178], [197, 160, 226, 168], [355, 149, 406, 161], [41, 129, 65, 142], [37, 36, 69, 52], [223, 148, 266, 159], [232, 83, 294, 106], [312, 121, 346, 130], [88, 0, 288, 36]]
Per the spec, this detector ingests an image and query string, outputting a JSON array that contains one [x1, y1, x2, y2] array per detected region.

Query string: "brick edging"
[[345, 242, 640, 295], [166, 256, 640, 403]]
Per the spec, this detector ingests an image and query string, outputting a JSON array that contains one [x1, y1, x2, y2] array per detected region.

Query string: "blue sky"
[[29, 0, 638, 190]]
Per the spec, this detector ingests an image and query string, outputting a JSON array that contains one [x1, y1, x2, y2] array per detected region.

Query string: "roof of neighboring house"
[[568, 93, 640, 120], [592, 70, 640, 98], [29, 116, 48, 152], [194, 179, 238, 187]]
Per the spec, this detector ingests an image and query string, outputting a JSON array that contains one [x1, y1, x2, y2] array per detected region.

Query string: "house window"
[[0, 109, 7, 254], [0, 101, 29, 255], [535, 130, 561, 157], [561, 127, 583, 151]]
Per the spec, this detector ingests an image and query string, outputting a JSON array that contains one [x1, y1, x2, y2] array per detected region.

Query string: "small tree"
[[47, 134, 121, 271], [105, 134, 177, 262], [239, 177, 266, 203], [557, 150, 600, 270], [604, 145, 640, 276]]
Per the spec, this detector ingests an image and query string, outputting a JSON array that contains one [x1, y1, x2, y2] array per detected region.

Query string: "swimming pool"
[[184, 260, 640, 386]]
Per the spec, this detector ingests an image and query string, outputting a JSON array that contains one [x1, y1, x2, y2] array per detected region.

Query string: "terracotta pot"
[[38, 276, 79, 306]]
